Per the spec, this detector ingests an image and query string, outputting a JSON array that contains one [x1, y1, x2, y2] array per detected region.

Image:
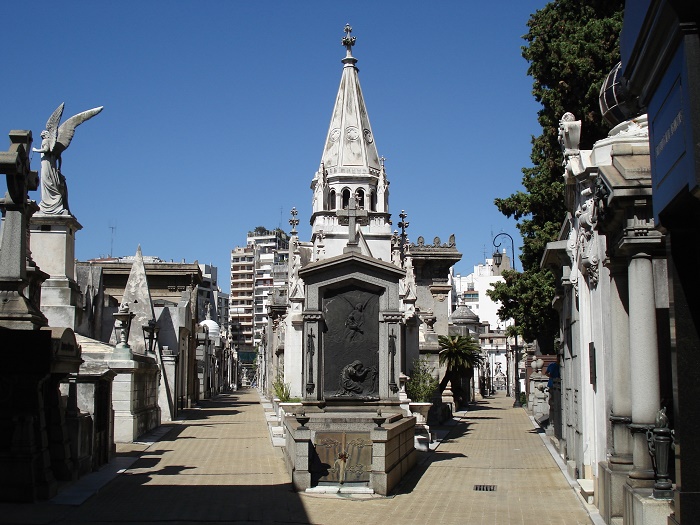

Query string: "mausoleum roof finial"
[[342, 23, 356, 57]]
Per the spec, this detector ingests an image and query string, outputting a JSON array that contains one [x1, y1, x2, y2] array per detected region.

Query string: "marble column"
[[627, 251, 659, 483], [609, 265, 633, 467]]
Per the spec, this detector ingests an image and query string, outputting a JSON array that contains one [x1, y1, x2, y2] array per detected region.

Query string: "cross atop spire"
[[289, 207, 299, 235], [342, 23, 356, 56]]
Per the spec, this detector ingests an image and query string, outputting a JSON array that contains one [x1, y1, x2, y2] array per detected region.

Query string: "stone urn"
[[408, 402, 432, 426]]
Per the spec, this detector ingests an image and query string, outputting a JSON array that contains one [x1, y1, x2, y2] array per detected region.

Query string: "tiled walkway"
[[0, 390, 595, 524]]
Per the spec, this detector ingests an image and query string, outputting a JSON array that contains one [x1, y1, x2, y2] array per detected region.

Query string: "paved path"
[[1, 390, 595, 525]]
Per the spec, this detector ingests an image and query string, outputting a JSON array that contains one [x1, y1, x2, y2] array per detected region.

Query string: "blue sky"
[[3, 1, 549, 292]]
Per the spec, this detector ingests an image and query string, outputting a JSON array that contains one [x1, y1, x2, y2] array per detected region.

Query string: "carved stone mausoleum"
[[272, 26, 459, 495]]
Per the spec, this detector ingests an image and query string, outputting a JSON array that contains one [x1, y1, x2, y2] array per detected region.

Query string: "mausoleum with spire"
[[269, 25, 462, 496]]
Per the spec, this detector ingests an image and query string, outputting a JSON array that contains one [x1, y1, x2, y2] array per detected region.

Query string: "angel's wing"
[[54, 106, 104, 155], [45, 103, 64, 152]]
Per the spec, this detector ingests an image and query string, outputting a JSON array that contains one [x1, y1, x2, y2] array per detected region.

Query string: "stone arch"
[[342, 188, 351, 209]]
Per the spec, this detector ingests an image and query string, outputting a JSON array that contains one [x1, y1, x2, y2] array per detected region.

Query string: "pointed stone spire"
[[320, 24, 381, 177], [110, 245, 156, 356], [311, 25, 393, 261]]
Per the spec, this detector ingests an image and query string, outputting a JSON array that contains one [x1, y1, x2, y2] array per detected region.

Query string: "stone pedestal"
[[109, 355, 161, 442], [529, 372, 549, 425], [283, 410, 416, 495], [30, 213, 83, 329], [160, 347, 178, 422], [599, 461, 634, 525], [623, 484, 672, 525]]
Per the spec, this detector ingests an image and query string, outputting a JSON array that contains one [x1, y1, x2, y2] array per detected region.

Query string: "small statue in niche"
[[335, 360, 377, 396]]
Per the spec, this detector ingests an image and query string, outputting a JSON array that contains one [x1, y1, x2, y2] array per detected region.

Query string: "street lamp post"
[[492, 232, 522, 408], [492, 232, 516, 271]]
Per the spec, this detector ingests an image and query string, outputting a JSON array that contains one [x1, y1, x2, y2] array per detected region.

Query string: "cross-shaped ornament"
[[336, 192, 368, 253], [289, 207, 299, 235]]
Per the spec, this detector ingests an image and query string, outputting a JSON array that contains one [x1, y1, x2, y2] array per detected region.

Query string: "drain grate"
[[473, 484, 497, 492]]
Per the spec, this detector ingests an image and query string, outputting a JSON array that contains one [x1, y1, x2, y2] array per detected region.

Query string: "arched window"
[[329, 189, 336, 210], [357, 189, 365, 209], [342, 189, 351, 209], [370, 190, 377, 211]]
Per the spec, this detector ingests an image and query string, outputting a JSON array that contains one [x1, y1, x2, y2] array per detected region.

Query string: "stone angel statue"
[[33, 103, 103, 215]]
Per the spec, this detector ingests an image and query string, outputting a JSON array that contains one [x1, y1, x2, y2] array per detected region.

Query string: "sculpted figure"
[[337, 360, 374, 396], [33, 103, 103, 214]]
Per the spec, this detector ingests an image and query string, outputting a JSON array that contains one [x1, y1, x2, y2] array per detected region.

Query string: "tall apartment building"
[[229, 246, 255, 354], [229, 228, 289, 356]]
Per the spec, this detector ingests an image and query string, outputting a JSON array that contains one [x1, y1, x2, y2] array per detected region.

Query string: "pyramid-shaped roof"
[[320, 24, 381, 176]]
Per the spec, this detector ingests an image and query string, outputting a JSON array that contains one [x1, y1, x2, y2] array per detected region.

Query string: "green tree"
[[438, 335, 483, 407], [490, 0, 624, 351], [406, 358, 439, 403]]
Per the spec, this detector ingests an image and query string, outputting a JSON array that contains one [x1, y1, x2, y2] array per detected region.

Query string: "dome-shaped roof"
[[599, 62, 638, 127], [449, 305, 479, 324], [200, 318, 220, 339]]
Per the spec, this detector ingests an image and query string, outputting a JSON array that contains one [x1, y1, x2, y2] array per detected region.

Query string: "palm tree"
[[438, 335, 483, 407]]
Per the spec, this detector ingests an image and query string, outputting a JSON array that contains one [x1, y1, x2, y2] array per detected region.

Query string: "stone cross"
[[0, 131, 38, 280], [0, 130, 47, 329], [342, 23, 356, 52], [337, 192, 368, 252], [289, 207, 299, 235]]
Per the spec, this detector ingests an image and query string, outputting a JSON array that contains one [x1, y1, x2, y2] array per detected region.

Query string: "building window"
[[329, 189, 336, 210], [357, 189, 365, 209], [342, 189, 351, 209]]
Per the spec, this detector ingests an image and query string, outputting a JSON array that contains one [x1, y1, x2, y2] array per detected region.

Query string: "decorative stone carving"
[[410, 235, 459, 251], [335, 360, 377, 397], [289, 241, 304, 300], [559, 112, 584, 179], [33, 103, 103, 215], [574, 185, 601, 288]]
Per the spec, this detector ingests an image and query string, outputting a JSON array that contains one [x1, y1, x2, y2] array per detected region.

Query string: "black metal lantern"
[[142, 318, 159, 356], [492, 250, 503, 267]]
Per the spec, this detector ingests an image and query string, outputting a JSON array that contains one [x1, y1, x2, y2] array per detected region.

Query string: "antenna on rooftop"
[[109, 224, 116, 257]]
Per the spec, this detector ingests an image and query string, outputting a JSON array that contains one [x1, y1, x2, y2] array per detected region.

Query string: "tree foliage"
[[406, 357, 439, 403], [490, 0, 623, 350], [438, 335, 483, 373], [437, 335, 483, 406]]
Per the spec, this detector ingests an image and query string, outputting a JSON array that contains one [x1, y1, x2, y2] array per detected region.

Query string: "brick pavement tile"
[[0, 390, 594, 525]]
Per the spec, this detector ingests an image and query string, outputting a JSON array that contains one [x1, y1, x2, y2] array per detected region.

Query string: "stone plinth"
[[599, 460, 633, 525], [623, 484, 672, 525], [283, 410, 416, 495], [30, 213, 83, 329], [160, 347, 178, 422], [105, 354, 160, 443]]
